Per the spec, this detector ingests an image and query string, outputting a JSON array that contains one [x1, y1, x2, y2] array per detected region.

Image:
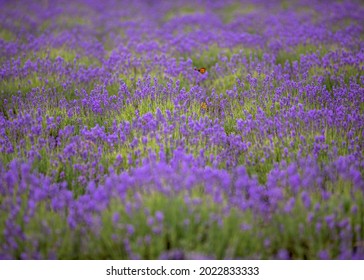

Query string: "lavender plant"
[[0, 0, 363, 259]]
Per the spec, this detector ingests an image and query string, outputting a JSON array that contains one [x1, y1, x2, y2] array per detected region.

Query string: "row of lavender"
[[1, 0, 364, 259]]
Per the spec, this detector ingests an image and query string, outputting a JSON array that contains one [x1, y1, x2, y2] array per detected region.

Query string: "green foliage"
[[276, 44, 329, 65], [164, 6, 204, 22], [0, 29, 15, 41], [217, 3, 256, 23]]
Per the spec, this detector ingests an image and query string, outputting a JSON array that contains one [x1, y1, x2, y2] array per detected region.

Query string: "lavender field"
[[0, 0, 363, 260]]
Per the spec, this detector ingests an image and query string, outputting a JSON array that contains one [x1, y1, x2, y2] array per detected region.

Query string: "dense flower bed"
[[0, 0, 363, 259]]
